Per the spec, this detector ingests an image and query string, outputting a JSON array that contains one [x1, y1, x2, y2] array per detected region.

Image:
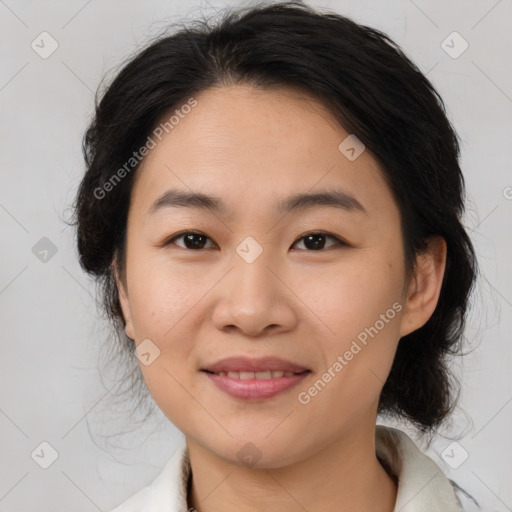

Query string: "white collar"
[[375, 425, 462, 511], [110, 425, 462, 511]]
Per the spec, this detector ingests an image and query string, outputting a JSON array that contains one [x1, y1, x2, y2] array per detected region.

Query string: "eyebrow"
[[147, 188, 367, 217]]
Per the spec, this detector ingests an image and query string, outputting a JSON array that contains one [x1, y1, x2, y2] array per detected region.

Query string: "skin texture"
[[115, 84, 447, 512]]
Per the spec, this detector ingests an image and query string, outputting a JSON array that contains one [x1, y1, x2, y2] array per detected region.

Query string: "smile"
[[201, 369, 310, 400], [206, 370, 299, 379]]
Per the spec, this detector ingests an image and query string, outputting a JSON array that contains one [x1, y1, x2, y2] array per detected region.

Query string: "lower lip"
[[202, 371, 310, 400]]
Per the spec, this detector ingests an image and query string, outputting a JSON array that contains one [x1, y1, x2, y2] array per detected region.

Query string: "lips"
[[201, 356, 310, 400], [201, 356, 309, 375], [208, 370, 297, 379]]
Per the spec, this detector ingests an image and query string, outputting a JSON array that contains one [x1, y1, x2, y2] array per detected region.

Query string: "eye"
[[164, 231, 217, 250], [291, 232, 348, 251], [163, 230, 347, 251]]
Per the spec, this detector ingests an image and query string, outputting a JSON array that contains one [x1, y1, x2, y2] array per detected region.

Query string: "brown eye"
[[165, 231, 216, 250], [291, 232, 347, 251]]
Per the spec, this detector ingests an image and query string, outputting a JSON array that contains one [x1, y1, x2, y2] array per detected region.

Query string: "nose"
[[211, 249, 298, 338]]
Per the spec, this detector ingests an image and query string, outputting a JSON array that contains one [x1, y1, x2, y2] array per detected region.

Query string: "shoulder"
[[109, 487, 149, 512], [107, 444, 190, 512], [376, 425, 479, 512], [450, 479, 483, 512]]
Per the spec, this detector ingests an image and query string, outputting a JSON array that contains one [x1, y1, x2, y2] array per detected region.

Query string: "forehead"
[[130, 84, 398, 224]]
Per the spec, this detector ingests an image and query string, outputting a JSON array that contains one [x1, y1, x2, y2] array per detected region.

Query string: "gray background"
[[1, 0, 511, 510]]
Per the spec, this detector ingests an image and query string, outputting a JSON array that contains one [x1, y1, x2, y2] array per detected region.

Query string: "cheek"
[[138, 358, 199, 434], [126, 258, 205, 408], [299, 251, 404, 403], [299, 251, 404, 343], [127, 253, 207, 338]]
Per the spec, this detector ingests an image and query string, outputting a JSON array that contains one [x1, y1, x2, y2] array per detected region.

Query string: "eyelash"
[[162, 230, 349, 251]]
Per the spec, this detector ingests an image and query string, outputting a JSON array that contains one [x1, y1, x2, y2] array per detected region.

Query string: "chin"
[[203, 432, 307, 470]]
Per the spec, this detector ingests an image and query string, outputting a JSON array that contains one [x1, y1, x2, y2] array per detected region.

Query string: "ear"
[[113, 254, 135, 340], [399, 236, 447, 338]]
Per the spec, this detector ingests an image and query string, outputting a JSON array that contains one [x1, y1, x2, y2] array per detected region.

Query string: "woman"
[[71, 2, 479, 510]]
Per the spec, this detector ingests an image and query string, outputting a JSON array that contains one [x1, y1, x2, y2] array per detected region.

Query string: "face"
[[115, 84, 433, 468]]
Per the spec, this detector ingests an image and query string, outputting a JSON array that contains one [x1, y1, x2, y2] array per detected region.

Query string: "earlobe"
[[399, 236, 447, 338], [113, 254, 135, 339]]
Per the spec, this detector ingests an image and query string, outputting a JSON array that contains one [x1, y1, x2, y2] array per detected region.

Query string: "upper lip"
[[202, 356, 310, 374]]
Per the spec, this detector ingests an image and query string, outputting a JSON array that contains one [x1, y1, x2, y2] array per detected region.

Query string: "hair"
[[69, 0, 478, 436]]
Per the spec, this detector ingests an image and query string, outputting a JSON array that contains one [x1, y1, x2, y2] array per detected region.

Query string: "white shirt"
[[109, 425, 474, 511]]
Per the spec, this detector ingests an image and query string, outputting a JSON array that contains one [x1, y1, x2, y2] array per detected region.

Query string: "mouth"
[[201, 355, 310, 374], [202, 369, 307, 379], [200, 356, 311, 400]]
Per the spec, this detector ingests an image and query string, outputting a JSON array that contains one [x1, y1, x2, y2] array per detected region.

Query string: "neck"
[[186, 424, 398, 512]]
